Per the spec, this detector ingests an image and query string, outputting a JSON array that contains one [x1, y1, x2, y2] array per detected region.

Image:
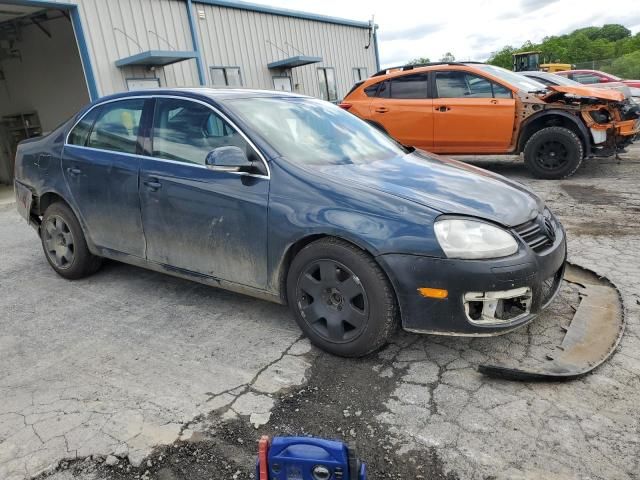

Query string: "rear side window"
[[389, 73, 429, 99], [364, 83, 381, 97], [68, 107, 102, 146], [435, 71, 512, 99], [151, 98, 254, 166], [86, 99, 145, 154]]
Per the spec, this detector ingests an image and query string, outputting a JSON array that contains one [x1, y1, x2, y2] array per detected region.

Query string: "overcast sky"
[[253, 0, 640, 67]]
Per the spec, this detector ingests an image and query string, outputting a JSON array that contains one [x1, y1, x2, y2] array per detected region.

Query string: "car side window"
[[435, 71, 512, 99], [377, 80, 390, 98], [572, 73, 601, 84], [151, 98, 255, 166], [68, 107, 102, 146], [389, 73, 429, 99], [86, 99, 145, 154]]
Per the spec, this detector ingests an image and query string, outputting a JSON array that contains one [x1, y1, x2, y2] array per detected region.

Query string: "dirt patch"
[[561, 184, 629, 206], [47, 348, 458, 480]]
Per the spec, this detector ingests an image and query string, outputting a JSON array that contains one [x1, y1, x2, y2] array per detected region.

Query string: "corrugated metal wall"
[[74, 0, 200, 93], [21, 0, 376, 99], [193, 4, 376, 98]]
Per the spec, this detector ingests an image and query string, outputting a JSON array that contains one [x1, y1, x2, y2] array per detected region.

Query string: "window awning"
[[115, 50, 198, 68], [267, 55, 322, 70]]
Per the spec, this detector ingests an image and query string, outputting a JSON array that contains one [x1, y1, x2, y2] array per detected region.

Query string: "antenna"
[[365, 15, 375, 49]]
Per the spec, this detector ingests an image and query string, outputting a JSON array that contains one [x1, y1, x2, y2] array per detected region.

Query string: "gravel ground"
[[1, 146, 638, 480]]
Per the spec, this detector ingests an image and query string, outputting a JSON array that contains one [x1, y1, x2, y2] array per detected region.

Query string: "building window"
[[317, 67, 337, 102], [353, 67, 368, 82], [210, 67, 242, 87], [273, 76, 293, 92]]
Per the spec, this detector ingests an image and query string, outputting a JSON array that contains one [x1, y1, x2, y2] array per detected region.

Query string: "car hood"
[[547, 85, 625, 101], [315, 151, 542, 227]]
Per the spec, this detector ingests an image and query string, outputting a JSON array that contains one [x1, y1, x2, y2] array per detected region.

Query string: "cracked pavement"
[[1, 146, 639, 479]]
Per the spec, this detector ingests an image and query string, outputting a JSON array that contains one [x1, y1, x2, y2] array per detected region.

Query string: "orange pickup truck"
[[341, 62, 640, 179]]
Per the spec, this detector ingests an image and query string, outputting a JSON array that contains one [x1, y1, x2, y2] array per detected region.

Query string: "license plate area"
[[14, 181, 33, 222]]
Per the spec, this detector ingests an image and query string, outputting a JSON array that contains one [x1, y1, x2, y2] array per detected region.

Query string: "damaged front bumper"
[[376, 219, 567, 336]]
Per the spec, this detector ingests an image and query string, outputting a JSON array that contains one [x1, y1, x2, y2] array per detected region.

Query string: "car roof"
[[90, 87, 308, 105]]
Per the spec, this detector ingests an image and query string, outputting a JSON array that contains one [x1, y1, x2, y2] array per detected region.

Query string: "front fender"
[[517, 109, 592, 156]]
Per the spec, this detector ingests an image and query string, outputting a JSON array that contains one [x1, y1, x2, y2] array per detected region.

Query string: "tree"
[[487, 46, 516, 69], [486, 23, 639, 76], [439, 52, 455, 62], [599, 24, 631, 42], [407, 57, 431, 65]]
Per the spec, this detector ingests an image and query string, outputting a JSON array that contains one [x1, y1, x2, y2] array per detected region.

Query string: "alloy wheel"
[[535, 140, 569, 171], [295, 259, 369, 343], [43, 215, 75, 269]]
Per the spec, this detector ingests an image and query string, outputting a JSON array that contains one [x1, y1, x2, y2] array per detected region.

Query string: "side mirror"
[[205, 146, 253, 173]]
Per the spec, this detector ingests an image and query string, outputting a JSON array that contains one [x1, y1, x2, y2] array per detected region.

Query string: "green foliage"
[[439, 52, 455, 62], [407, 57, 431, 65], [486, 24, 640, 78]]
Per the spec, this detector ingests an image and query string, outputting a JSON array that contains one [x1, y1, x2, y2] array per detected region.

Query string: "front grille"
[[514, 217, 553, 253]]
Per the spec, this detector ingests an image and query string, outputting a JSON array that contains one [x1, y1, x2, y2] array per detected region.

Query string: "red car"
[[556, 69, 640, 89]]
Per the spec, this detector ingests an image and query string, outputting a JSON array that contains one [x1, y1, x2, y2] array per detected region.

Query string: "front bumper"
[[377, 222, 567, 336]]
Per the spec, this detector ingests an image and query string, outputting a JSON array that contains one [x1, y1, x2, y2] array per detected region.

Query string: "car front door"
[[432, 70, 516, 153], [62, 98, 149, 257], [138, 97, 269, 289], [368, 73, 433, 150]]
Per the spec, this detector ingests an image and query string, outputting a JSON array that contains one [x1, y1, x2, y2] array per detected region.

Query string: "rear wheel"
[[523, 126, 584, 179], [286, 238, 398, 357], [41, 202, 102, 279]]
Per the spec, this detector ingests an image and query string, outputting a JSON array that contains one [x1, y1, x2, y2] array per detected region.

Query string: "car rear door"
[[368, 73, 433, 150], [138, 96, 269, 289], [62, 98, 149, 257], [432, 70, 515, 153]]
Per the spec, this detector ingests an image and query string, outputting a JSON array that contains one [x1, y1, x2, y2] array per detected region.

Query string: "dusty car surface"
[[341, 62, 640, 179], [15, 89, 566, 357]]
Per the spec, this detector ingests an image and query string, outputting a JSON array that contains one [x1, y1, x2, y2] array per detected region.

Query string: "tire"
[[523, 126, 584, 179], [40, 201, 102, 279], [286, 237, 398, 357]]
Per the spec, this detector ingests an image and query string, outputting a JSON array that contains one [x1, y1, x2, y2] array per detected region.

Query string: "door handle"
[[144, 179, 162, 191], [374, 107, 389, 113], [435, 106, 450, 112], [67, 167, 81, 176], [490, 99, 498, 104]]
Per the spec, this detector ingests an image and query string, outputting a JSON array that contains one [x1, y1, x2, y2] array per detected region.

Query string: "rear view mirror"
[[205, 146, 253, 173]]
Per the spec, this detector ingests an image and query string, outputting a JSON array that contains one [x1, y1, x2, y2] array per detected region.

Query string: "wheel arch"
[[36, 190, 98, 254], [276, 233, 400, 308], [517, 110, 591, 157]]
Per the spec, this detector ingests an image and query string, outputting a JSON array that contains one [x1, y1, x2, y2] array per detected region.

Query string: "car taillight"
[[338, 102, 352, 110]]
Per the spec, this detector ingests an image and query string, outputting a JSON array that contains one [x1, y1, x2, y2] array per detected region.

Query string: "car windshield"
[[227, 96, 407, 166], [473, 64, 548, 92]]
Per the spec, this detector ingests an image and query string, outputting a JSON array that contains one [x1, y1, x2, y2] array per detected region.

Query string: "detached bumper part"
[[479, 263, 624, 381]]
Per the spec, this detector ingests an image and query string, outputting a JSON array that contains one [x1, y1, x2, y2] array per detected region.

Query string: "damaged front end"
[[540, 86, 640, 157]]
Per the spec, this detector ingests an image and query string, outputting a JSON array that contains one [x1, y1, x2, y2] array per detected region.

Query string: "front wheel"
[[286, 238, 398, 357], [523, 126, 584, 179]]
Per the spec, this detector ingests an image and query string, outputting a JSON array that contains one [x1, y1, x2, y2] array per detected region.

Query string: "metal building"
[[0, 0, 379, 183]]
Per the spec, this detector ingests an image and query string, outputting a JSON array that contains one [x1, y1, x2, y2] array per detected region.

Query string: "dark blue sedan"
[[14, 89, 566, 357]]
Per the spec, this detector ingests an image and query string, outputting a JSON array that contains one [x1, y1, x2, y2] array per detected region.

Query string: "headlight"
[[434, 218, 518, 259]]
